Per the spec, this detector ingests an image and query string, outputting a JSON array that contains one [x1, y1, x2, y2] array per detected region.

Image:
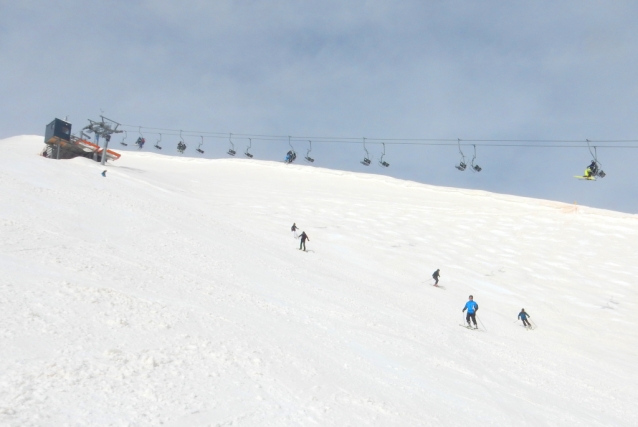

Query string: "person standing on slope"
[[462, 295, 479, 328], [518, 308, 531, 328], [298, 231, 310, 251], [291, 223, 299, 238], [432, 269, 441, 286]]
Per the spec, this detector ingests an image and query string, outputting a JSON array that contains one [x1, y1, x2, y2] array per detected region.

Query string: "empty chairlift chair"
[[154, 133, 163, 150], [196, 136, 205, 154], [378, 142, 390, 167], [120, 131, 128, 146], [244, 138, 254, 158], [304, 140, 314, 163]]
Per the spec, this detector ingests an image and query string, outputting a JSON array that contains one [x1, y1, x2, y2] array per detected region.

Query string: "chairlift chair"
[[304, 140, 314, 163], [177, 130, 186, 154], [136, 126, 146, 149], [378, 142, 390, 167], [285, 136, 296, 163], [228, 133, 236, 156], [196, 136, 205, 154], [120, 131, 128, 146], [244, 138, 254, 158], [360, 137, 371, 166], [154, 133, 163, 150], [584, 140, 606, 179], [470, 144, 482, 172], [455, 139, 467, 171]]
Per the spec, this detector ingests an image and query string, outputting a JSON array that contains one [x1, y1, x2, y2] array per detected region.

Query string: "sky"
[[2, 0, 638, 212]]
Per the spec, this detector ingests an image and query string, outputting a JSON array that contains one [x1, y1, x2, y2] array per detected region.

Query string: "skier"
[[432, 269, 441, 286], [101, 170, 107, 177], [462, 295, 479, 328], [298, 231, 309, 251], [584, 160, 597, 178], [291, 223, 299, 238], [136, 137, 145, 149], [518, 308, 531, 328]]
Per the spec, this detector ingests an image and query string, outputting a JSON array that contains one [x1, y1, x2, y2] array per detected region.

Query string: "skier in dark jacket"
[[291, 223, 299, 238], [462, 295, 479, 328], [432, 269, 441, 286], [298, 231, 309, 251], [518, 309, 531, 328]]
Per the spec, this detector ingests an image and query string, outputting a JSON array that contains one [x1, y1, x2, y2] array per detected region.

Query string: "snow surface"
[[1, 136, 637, 426]]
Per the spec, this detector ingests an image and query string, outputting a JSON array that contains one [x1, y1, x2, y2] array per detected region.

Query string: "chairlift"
[[579, 139, 606, 179], [196, 136, 205, 154], [285, 136, 296, 163], [228, 133, 236, 156], [244, 138, 254, 158], [360, 137, 371, 166], [455, 138, 467, 171], [135, 126, 146, 149], [378, 142, 390, 167], [120, 131, 128, 146], [177, 130, 187, 154], [154, 133, 163, 150], [470, 144, 482, 172], [304, 140, 314, 163]]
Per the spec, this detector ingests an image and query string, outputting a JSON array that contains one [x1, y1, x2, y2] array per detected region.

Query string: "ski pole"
[[477, 314, 487, 331]]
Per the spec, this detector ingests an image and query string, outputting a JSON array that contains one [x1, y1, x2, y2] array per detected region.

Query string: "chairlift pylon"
[[120, 130, 128, 146], [196, 136, 205, 154], [177, 130, 187, 154], [228, 133, 236, 156], [304, 140, 314, 163], [455, 138, 467, 171], [244, 138, 254, 158], [154, 133, 162, 150], [378, 142, 390, 167], [285, 136, 296, 163], [471, 144, 482, 172], [360, 137, 371, 166]]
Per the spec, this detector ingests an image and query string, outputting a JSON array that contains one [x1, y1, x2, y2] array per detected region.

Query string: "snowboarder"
[[432, 269, 441, 286], [101, 170, 107, 177], [462, 295, 479, 328], [291, 223, 299, 238], [518, 308, 531, 328], [298, 231, 309, 251]]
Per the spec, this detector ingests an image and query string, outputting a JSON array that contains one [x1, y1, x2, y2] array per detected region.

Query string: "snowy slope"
[[0, 135, 636, 427]]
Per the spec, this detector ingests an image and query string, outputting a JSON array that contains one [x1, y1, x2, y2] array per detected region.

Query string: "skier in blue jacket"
[[518, 309, 531, 328], [462, 295, 479, 328]]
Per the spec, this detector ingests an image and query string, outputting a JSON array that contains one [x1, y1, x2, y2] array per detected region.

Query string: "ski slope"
[[1, 135, 636, 426]]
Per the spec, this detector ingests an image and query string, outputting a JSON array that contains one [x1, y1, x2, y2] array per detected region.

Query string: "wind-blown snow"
[[1, 135, 636, 426]]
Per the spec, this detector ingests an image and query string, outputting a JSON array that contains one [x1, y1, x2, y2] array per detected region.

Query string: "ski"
[[459, 324, 479, 330]]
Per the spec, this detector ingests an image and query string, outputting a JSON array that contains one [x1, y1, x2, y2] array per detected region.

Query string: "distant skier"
[[432, 269, 441, 286], [136, 137, 145, 149], [462, 295, 479, 328], [298, 231, 309, 251], [101, 170, 107, 177], [291, 223, 299, 238], [518, 308, 531, 328]]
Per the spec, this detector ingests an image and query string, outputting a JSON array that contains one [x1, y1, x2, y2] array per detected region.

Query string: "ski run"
[[0, 136, 636, 426]]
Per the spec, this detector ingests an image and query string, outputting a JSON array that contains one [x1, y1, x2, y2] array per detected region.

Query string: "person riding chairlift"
[[584, 160, 598, 178]]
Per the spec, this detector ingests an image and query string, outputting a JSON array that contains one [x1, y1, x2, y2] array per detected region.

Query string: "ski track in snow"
[[0, 136, 636, 426]]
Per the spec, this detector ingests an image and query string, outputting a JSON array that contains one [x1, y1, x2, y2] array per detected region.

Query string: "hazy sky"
[[2, 1, 637, 213]]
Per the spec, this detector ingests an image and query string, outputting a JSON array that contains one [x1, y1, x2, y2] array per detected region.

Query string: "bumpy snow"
[[1, 136, 636, 426]]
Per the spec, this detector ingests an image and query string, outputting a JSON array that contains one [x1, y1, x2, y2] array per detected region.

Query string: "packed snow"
[[1, 136, 636, 426]]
